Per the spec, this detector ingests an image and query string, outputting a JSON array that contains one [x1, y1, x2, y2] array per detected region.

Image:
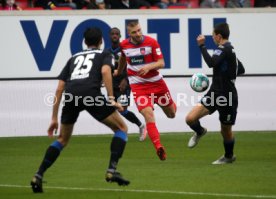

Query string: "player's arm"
[[237, 59, 245, 75], [197, 34, 225, 68], [143, 58, 165, 70], [138, 39, 165, 76], [138, 58, 165, 76], [115, 55, 127, 76], [102, 65, 114, 99], [118, 66, 128, 92], [199, 45, 225, 68], [119, 78, 128, 92], [48, 80, 65, 137], [102, 65, 123, 111]]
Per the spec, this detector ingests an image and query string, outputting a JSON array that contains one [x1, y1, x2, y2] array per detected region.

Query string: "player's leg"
[[221, 123, 235, 158], [186, 103, 210, 148], [118, 90, 142, 126], [156, 85, 176, 119], [212, 124, 236, 164], [120, 106, 142, 127], [31, 101, 80, 193], [118, 90, 146, 141], [35, 103, 79, 177], [120, 106, 147, 141], [31, 123, 74, 193], [36, 124, 74, 176], [212, 102, 237, 164], [161, 103, 176, 119], [132, 87, 166, 160], [140, 106, 166, 160], [186, 103, 209, 129], [101, 111, 128, 173], [100, 111, 130, 185], [155, 81, 176, 119]]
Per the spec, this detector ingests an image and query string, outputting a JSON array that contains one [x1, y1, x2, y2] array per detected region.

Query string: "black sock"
[[189, 121, 204, 135], [108, 132, 127, 173], [36, 141, 63, 177], [224, 139, 235, 158], [121, 110, 142, 127]]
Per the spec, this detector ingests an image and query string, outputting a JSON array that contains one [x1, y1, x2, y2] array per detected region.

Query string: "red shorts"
[[130, 79, 174, 111]]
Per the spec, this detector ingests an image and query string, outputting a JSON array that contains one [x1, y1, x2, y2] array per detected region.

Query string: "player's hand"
[[115, 102, 124, 112], [197, 34, 205, 46], [138, 65, 150, 76], [108, 96, 124, 112], [110, 100, 124, 112], [47, 119, 58, 138], [113, 70, 118, 77]]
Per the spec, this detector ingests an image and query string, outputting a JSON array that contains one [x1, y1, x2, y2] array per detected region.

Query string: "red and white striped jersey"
[[120, 35, 164, 85]]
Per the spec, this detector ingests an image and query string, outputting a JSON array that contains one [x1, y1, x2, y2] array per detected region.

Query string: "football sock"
[[189, 121, 204, 135], [120, 110, 142, 127], [36, 140, 64, 177], [107, 130, 127, 173], [146, 122, 162, 150], [223, 138, 235, 158]]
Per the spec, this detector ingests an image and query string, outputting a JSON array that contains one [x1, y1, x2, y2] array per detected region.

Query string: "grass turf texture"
[[0, 131, 276, 199]]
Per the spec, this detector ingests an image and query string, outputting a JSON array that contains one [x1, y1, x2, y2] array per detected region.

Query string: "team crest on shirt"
[[214, 49, 222, 56], [140, 48, 146, 55]]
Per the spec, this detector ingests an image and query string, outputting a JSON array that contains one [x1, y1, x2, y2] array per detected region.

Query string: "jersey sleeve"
[[199, 44, 226, 68], [102, 51, 115, 69], [151, 39, 163, 61], [57, 59, 71, 81]]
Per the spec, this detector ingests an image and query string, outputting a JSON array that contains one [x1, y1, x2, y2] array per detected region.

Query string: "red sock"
[[146, 122, 162, 150]]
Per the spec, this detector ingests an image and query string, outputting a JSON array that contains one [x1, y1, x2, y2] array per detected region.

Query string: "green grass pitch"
[[0, 131, 276, 199]]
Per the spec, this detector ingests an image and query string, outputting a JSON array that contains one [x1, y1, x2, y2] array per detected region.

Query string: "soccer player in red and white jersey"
[[115, 20, 177, 161]]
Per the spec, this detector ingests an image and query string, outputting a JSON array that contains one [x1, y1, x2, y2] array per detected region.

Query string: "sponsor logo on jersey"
[[130, 55, 145, 65], [156, 48, 161, 55]]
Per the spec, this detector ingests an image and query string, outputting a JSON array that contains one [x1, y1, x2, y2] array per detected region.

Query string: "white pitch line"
[[1, 184, 276, 199]]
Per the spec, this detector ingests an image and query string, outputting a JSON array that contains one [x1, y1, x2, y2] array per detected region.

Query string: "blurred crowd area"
[[1, 0, 275, 11]]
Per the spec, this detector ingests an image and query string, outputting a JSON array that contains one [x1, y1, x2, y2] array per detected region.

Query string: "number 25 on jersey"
[[71, 54, 95, 80]]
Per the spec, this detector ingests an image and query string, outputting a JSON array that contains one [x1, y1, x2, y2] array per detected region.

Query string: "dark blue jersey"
[[58, 48, 114, 96], [200, 42, 239, 96], [106, 46, 128, 89]]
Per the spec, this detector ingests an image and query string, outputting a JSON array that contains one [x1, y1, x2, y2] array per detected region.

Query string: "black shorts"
[[61, 94, 115, 124], [114, 87, 131, 106], [200, 89, 238, 125]]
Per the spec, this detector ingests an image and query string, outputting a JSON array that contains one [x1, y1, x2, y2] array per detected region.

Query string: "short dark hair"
[[83, 27, 102, 46], [109, 27, 121, 34], [126, 20, 139, 28], [214, 23, 230, 39]]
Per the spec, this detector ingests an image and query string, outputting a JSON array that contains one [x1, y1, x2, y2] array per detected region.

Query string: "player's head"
[[109, 27, 121, 44], [95, 0, 105, 9], [83, 27, 103, 47], [212, 23, 230, 44], [126, 20, 143, 44]]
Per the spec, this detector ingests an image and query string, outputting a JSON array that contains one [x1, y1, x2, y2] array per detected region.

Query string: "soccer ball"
[[190, 73, 209, 92]]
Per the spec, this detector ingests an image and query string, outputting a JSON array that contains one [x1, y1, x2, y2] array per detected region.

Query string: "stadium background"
[[0, 9, 276, 137]]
